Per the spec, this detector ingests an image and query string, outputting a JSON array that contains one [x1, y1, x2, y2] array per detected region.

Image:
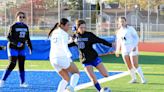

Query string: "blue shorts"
[[83, 57, 102, 67], [7, 48, 25, 57]]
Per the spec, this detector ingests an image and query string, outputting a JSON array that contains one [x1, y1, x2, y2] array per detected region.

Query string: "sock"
[[57, 79, 68, 92], [70, 73, 79, 88], [19, 71, 25, 84], [1, 69, 12, 81], [136, 66, 145, 81], [129, 68, 136, 80], [1, 61, 16, 81], [94, 82, 101, 91]]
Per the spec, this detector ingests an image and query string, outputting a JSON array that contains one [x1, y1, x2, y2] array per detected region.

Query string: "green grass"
[[0, 51, 164, 92]]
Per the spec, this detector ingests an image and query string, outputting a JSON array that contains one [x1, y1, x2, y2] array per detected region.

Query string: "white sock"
[[136, 66, 145, 81], [57, 79, 68, 92], [129, 68, 136, 80], [70, 73, 79, 88]]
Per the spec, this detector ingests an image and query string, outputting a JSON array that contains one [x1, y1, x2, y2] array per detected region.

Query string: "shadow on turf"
[[100, 54, 164, 65], [144, 73, 164, 76], [147, 83, 164, 86]]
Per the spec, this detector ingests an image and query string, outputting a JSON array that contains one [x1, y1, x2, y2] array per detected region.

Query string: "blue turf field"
[[0, 71, 121, 92]]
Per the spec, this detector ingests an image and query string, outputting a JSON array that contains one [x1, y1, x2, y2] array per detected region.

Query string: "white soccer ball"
[[100, 87, 111, 92]]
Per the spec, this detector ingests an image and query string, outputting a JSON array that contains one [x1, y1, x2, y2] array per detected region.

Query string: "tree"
[[105, 0, 163, 11], [68, 0, 83, 10], [96, 1, 100, 15], [43, 0, 58, 9]]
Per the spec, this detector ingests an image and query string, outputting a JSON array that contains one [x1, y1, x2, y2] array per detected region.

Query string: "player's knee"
[[133, 64, 138, 68], [7, 61, 17, 70], [90, 77, 98, 84], [63, 76, 70, 82]]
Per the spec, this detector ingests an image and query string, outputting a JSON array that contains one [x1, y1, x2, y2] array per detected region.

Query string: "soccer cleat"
[[20, 83, 28, 88], [0, 80, 4, 87], [65, 85, 74, 92], [141, 79, 147, 84], [128, 79, 137, 84]]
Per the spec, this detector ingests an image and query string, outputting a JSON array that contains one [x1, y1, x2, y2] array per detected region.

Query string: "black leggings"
[[2, 56, 25, 83]]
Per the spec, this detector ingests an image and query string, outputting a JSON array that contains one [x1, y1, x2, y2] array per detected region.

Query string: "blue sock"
[[19, 71, 25, 84], [94, 82, 101, 91], [1, 69, 12, 81]]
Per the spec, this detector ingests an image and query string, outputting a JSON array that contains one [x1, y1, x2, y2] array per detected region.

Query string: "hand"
[[132, 47, 136, 51], [72, 24, 76, 32], [17, 42, 23, 47], [29, 49, 32, 55], [115, 52, 120, 57]]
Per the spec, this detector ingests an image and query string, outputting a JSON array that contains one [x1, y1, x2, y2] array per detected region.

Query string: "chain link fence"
[[0, 0, 163, 42]]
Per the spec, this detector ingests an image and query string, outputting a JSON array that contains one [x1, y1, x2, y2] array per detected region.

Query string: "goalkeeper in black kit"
[[0, 11, 32, 88]]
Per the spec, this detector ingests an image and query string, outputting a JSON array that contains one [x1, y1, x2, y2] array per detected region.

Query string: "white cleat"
[[141, 79, 147, 84], [20, 83, 28, 88], [129, 79, 137, 84], [65, 85, 74, 92], [0, 80, 4, 87]]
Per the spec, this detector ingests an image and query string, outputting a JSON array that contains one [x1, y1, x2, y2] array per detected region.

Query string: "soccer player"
[[0, 11, 32, 87], [115, 17, 146, 84], [72, 20, 112, 91], [48, 18, 79, 92]]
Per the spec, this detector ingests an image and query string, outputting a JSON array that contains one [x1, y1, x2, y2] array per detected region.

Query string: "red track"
[[139, 42, 164, 52]]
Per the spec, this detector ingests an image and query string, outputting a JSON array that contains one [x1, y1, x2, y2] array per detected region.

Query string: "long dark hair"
[[16, 11, 26, 18], [119, 16, 126, 21], [76, 20, 86, 29], [48, 18, 69, 38]]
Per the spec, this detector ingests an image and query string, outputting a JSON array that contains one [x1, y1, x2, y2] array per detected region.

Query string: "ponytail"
[[48, 18, 69, 38], [48, 23, 58, 38]]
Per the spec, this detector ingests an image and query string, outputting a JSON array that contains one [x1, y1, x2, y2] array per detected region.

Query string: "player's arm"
[[130, 26, 139, 51], [115, 32, 121, 57], [62, 34, 72, 58], [68, 34, 78, 47], [26, 28, 32, 54], [7, 26, 18, 46], [90, 32, 112, 47]]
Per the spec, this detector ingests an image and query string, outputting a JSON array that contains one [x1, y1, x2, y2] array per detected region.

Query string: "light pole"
[[125, 0, 127, 17], [4, 1, 7, 36], [31, 0, 33, 36], [134, 4, 138, 30], [58, 0, 61, 23]]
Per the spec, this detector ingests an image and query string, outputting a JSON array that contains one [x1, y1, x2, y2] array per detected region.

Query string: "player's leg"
[[18, 55, 28, 87], [0, 56, 17, 87], [84, 65, 101, 91], [0, 48, 18, 87], [130, 50, 146, 84], [94, 58, 108, 77], [66, 62, 79, 88], [50, 57, 70, 92], [57, 69, 70, 92], [18, 49, 28, 87], [65, 58, 79, 91], [122, 53, 137, 83]]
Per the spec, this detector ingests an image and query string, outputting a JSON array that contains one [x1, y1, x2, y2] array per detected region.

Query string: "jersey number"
[[78, 42, 85, 49], [19, 32, 26, 38]]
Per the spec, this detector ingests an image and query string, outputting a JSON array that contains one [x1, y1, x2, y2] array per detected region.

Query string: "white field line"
[[75, 71, 129, 91]]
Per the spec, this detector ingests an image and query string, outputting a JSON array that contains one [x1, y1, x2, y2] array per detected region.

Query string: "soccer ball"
[[100, 87, 111, 92], [65, 85, 74, 92]]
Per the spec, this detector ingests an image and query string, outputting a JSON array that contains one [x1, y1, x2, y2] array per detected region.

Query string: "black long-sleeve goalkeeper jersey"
[[74, 31, 112, 64], [7, 22, 32, 50]]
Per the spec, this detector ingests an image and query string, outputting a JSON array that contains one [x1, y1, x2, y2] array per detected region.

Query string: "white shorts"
[[122, 47, 138, 56], [50, 57, 72, 72]]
